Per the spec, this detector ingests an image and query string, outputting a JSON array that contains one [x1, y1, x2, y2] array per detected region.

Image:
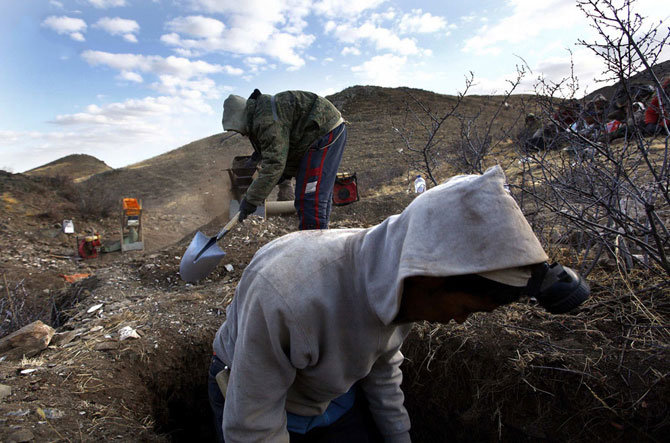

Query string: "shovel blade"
[[179, 231, 226, 283]]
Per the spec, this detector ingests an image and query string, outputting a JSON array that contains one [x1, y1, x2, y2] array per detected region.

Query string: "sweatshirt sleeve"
[[360, 347, 412, 443], [245, 119, 290, 206], [222, 280, 301, 443]]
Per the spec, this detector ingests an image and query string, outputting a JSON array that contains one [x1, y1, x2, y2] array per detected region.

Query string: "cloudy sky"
[[1, 0, 668, 172]]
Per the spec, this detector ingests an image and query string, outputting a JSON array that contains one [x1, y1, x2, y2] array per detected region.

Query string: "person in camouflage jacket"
[[222, 89, 346, 229]]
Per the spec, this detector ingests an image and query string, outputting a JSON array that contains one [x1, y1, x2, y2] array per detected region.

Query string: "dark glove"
[[243, 151, 261, 169], [238, 198, 257, 223]]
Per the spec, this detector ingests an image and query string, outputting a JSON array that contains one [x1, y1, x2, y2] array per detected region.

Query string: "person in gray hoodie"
[[208, 165, 589, 442]]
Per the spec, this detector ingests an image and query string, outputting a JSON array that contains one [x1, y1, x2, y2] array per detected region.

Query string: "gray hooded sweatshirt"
[[213, 165, 548, 442]]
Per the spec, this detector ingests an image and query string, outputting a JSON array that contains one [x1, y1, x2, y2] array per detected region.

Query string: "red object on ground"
[[59, 273, 92, 283], [333, 173, 359, 206], [606, 120, 622, 133], [78, 235, 101, 259]]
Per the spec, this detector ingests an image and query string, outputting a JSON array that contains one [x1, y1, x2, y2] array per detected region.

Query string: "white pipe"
[[264, 201, 296, 217]]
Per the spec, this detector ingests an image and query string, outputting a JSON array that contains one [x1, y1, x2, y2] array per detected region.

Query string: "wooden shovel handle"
[[215, 212, 240, 241]]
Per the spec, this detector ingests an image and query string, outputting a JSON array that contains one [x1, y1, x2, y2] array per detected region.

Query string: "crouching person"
[[208, 165, 589, 442]]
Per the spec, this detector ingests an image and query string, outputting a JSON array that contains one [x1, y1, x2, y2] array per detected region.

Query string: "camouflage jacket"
[[244, 91, 344, 206]]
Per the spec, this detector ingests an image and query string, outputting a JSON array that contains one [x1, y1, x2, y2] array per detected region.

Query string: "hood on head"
[[222, 94, 248, 135], [353, 165, 549, 325]]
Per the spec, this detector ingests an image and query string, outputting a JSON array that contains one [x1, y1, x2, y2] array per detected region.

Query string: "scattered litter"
[[224, 264, 234, 272], [62, 219, 75, 234], [87, 304, 103, 314], [118, 326, 140, 341], [43, 408, 65, 419], [20, 368, 38, 375], [6, 409, 30, 417], [59, 273, 91, 283]]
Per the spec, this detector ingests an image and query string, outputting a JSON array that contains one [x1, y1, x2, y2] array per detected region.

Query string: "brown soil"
[[0, 86, 668, 442]]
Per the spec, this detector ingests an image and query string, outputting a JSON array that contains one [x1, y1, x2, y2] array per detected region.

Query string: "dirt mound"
[[25, 154, 112, 182]]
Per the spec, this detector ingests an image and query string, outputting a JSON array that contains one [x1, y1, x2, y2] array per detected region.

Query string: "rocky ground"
[[0, 167, 413, 442]]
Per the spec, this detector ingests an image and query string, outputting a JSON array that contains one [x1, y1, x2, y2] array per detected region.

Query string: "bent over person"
[[208, 166, 589, 442], [222, 89, 346, 230]]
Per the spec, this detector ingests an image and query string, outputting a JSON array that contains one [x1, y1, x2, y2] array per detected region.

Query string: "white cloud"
[[42, 16, 87, 41], [243, 56, 268, 73], [244, 56, 267, 66], [49, 1, 64, 8], [119, 71, 143, 82], [330, 21, 423, 56], [463, 0, 582, 55], [370, 8, 396, 24], [87, 0, 127, 8], [162, 1, 316, 68], [398, 9, 447, 34], [312, 0, 387, 17], [81, 50, 237, 79], [341, 46, 361, 56], [468, 48, 605, 95], [95, 17, 140, 43], [0, 91, 226, 172], [71, 32, 86, 42], [351, 53, 407, 86], [166, 16, 225, 38]]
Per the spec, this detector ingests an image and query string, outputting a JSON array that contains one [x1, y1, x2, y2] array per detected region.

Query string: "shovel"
[[179, 212, 240, 283]]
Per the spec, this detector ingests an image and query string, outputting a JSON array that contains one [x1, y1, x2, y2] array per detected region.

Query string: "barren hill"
[[586, 59, 670, 101], [25, 153, 112, 182]]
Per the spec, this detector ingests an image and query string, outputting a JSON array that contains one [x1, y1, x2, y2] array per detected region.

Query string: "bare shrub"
[[514, 0, 670, 278], [0, 275, 50, 337], [38, 173, 117, 220], [391, 73, 474, 187]]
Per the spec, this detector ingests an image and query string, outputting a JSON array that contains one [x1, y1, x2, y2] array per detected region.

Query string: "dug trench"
[[132, 304, 668, 442]]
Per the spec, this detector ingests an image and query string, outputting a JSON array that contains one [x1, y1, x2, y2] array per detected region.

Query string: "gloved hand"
[[238, 198, 257, 223]]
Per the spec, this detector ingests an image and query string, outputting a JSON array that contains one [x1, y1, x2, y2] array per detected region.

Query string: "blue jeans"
[[208, 355, 382, 443], [294, 123, 347, 230]]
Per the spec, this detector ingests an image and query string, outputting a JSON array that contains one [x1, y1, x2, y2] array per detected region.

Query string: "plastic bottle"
[[414, 175, 426, 194]]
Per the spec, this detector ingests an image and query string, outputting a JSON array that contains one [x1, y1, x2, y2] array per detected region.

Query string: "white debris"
[[20, 368, 38, 375], [87, 304, 103, 314], [224, 264, 234, 272], [118, 326, 140, 341]]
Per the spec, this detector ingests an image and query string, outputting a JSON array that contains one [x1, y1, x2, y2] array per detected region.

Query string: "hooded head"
[[222, 94, 248, 135], [355, 165, 550, 324]]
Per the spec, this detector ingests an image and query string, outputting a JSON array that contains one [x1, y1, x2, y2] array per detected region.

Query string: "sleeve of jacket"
[[222, 274, 302, 443], [360, 347, 412, 443], [245, 119, 290, 206]]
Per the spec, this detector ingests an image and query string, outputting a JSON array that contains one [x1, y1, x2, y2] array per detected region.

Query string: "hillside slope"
[[25, 154, 112, 181]]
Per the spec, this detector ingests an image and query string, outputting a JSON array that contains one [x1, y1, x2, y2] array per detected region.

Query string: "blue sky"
[[1, 0, 668, 172]]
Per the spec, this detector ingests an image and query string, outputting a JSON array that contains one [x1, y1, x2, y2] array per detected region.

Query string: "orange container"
[[122, 198, 142, 216]]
